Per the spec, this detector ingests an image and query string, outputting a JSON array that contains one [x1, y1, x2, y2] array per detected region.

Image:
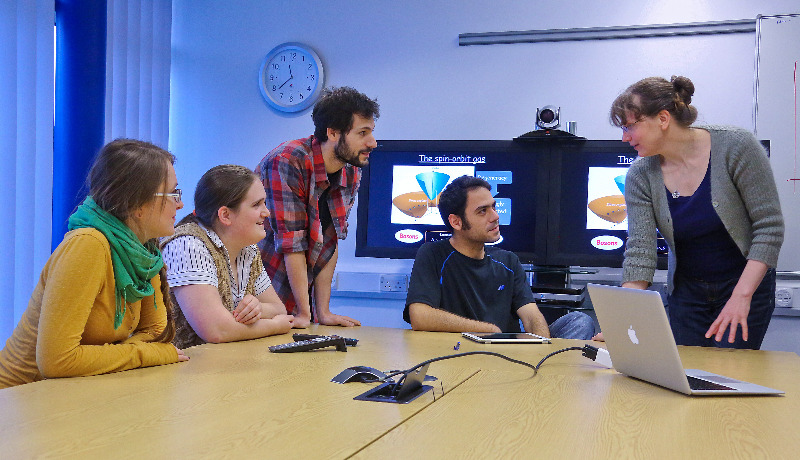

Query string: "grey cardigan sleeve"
[[621, 159, 660, 285], [620, 126, 784, 288], [718, 128, 784, 267]]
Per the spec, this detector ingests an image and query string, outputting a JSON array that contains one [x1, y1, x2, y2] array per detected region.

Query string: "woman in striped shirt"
[[161, 165, 294, 348]]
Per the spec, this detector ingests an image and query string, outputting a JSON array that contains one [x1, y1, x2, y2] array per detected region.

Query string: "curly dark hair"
[[437, 175, 491, 232], [609, 75, 698, 128], [312, 86, 379, 141]]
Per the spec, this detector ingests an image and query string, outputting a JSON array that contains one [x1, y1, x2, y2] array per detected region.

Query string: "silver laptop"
[[587, 284, 783, 396]]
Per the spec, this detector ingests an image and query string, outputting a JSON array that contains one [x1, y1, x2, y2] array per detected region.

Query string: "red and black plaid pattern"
[[255, 136, 361, 313]]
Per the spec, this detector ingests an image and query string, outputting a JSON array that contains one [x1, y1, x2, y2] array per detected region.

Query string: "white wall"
[[169, 0, 800, 277], [754, 15, 800, 271]]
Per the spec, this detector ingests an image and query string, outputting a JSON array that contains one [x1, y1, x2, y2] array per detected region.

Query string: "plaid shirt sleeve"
[[262, 145, 312, 254]]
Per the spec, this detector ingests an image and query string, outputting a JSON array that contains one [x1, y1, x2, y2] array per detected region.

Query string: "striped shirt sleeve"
[[254, 267, 272, 295], [241, 245, 272, 296], [161, 236, 219, 288]]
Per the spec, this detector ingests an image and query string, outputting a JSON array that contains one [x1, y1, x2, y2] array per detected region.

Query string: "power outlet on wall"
[[775, 288, 794, 309], [380, 274, 408, 292]]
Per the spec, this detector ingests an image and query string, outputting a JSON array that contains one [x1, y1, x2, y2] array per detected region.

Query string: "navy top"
[[667, 163, 746, 281]]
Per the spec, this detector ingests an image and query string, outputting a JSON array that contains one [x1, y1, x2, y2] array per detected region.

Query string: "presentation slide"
[[586, 166, 628, 230], [390, 165, 474, 225], [357, 141, 546, 262]]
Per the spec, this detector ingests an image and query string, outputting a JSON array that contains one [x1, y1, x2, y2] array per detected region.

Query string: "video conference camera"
[[535, 105, 561, 130]]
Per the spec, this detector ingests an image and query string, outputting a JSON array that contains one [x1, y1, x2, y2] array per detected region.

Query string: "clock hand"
[[278, 65, 295, 89], [278, 74, 293, 89]]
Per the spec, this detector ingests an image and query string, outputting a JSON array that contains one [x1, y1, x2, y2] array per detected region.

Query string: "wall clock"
[[259, 42, 325, 113]]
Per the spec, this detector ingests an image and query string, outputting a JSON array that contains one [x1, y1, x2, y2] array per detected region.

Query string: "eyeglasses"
[[621, 118, 645, 133], [154, 188, 182, 203]]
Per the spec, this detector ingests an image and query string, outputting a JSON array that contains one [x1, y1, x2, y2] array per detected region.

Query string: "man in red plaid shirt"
[[256, 87, 379, 328]]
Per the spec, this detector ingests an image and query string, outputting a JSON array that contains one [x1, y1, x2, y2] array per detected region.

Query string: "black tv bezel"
[[546, 140, 667, 269], [355, 140, 550, 264], [356, 138, 770, 271]]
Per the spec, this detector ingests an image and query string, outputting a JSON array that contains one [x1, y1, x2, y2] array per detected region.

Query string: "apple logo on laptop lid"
[[628, 325, 639, 344]]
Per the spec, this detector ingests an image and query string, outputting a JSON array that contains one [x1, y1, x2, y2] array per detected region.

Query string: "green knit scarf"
[[68, 196, 164, 329]]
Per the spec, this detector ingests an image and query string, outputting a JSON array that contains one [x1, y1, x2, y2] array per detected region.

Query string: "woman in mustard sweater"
[[0, 139, 190, 389]]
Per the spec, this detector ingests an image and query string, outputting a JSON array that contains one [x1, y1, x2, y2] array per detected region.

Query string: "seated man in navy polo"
[[404, 175, 594, 339]]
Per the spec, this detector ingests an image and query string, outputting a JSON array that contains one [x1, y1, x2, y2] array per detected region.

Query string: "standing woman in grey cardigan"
[[605, 76, 783, 349]]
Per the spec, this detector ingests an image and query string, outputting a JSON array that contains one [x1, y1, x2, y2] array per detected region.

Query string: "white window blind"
[[0, 0, 55, 342], [105, 0, 172, 148]]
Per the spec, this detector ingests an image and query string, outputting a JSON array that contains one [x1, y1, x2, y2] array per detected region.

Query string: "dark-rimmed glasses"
[[621, 118, 645, 133]]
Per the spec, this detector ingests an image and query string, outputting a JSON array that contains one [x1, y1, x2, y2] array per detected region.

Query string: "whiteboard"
[[755, 13, 800, 271]]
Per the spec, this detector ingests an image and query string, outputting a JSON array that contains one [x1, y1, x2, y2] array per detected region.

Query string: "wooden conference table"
[[1, 326, 799, 459]]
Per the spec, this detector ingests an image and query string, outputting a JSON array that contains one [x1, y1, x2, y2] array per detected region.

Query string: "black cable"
[[386, 351, 539, 392], [534, 346, 584, 370], [384, 346, 595, 394], [380, 370, 406, 382], [406, 351, 539, 374]]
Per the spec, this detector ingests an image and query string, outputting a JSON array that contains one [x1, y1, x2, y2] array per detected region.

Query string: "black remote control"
[[269, 336, 348, 353], [292, 333, 358, 347]]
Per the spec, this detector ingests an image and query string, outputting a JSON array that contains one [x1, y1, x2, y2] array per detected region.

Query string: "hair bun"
[[670, 75, 695, 104]]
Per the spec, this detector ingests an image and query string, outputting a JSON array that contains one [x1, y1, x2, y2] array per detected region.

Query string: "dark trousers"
[[667, 268, 776, 350]]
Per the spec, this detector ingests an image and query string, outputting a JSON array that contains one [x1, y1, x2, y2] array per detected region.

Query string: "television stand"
[[526, 266, 593, 311]]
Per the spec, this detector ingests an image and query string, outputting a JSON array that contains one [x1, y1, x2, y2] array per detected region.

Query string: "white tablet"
[[461, 332, 551, 344]]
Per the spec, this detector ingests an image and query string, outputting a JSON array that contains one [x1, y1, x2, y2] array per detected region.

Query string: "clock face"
[[259, 43, 324, 113]]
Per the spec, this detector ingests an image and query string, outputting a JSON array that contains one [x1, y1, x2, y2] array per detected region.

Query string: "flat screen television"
[[356, 140, 550, 263], [546, 140, 668, 269]]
